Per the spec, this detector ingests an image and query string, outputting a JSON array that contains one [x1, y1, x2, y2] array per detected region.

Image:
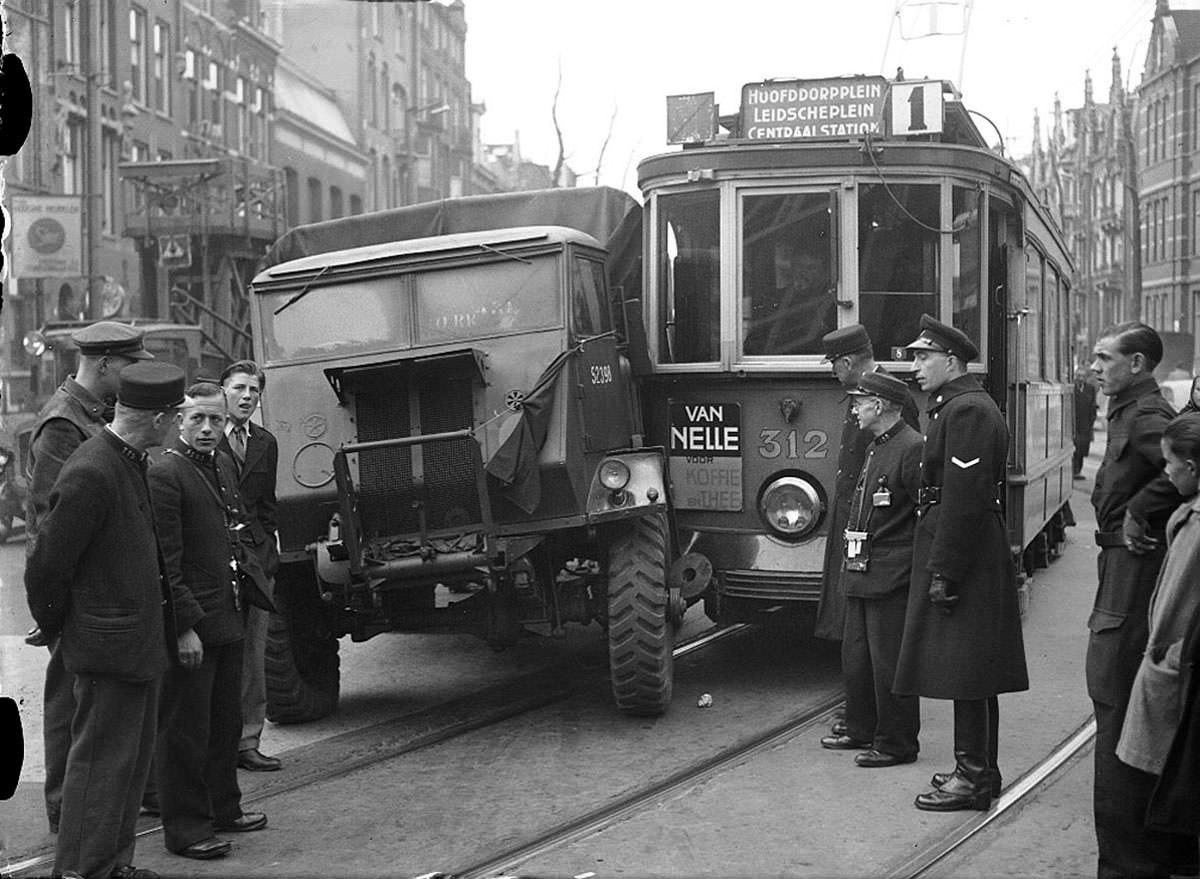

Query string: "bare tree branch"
[[593, 103, 618, 186], [551, 59, 565, 187]]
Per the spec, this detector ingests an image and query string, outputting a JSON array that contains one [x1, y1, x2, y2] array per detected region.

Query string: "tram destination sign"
[[668, 402, 743, 511], [741, 76, 886, 141]]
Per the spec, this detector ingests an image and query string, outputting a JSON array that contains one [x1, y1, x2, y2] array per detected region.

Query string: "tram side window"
[[741, 191, 837, 356], [858, 183, 939, 361], [952, 187, 983, 349], [1023, 247, 1044, 380], [658, 189, 720, 363]]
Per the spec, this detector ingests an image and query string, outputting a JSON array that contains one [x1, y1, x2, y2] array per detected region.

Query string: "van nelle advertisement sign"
[[668, 402, 743, 511], [11, 195, 83, 278], [741, 76, 886, 141]]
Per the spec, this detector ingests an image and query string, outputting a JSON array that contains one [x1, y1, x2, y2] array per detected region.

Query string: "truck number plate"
[[668, 402, 743, 511]]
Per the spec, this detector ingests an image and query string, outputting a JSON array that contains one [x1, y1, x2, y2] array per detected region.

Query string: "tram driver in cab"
[[743, 239, 836, 356]]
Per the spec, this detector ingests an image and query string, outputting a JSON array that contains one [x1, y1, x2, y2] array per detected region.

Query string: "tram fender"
[[669, 551, 713, 601]]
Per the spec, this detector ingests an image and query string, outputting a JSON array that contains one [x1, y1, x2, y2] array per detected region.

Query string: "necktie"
[[230, 425, 247, 464]]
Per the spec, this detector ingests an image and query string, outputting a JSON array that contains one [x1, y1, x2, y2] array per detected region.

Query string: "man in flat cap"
[[25, 360, 184, 879], [893, 314, 1028, 812], [23, 321, 152, 836], [825, 372, 922, 768]]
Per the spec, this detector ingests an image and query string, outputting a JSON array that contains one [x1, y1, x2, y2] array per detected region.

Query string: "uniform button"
[[933, 413, 939, 420], [936, 395, 943, 402]]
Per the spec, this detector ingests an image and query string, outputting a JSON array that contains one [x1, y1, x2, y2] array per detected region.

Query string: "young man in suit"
[[219, 361, 283, 772]]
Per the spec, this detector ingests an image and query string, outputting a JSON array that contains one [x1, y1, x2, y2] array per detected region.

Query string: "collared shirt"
[[1092, 373, 1181, 533]]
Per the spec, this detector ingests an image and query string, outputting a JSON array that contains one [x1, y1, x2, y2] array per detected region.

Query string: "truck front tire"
[[265, 565, 340, 724], [607, 512, 674, 716]]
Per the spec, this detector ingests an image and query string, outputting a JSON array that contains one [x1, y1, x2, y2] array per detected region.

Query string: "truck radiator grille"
[[353, 366, 481, 537]]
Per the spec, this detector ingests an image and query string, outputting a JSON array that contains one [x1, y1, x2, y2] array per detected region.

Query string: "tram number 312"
[[757, 428, 829, 460]]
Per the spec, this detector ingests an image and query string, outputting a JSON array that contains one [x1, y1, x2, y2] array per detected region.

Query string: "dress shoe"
[[176, 837, 231, 860], [930, 768, 1002, 797], [110, 866, 162, 879], [820, 733, 871, 750], [238, 748, 282, 772], [914, 774, 992, 811], [215, 812, 268, 833], [855, 748, 918, 768]]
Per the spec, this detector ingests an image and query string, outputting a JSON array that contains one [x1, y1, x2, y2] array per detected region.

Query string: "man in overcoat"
[[820, 372, 922, 767], [23, 322, 153, 834], [24, 360, 184, 879], [151, 382, 271, 861], [1087, 321, 1197, 877], [893, 314, 1028, 812], [218, 360, 283, 773]]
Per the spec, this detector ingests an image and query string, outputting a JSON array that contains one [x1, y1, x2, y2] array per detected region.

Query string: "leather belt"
[[1095, 529, 1166, 548]]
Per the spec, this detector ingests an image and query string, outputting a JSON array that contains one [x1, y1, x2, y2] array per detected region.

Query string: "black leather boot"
[[929, 766, 1002, 797], [916, 699, 993, 812]]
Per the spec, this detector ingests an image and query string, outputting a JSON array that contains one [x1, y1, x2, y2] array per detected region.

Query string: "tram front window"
[[658, 189, 720, 363], [742, 191, 837, 356], [858, 183, 939, 361]]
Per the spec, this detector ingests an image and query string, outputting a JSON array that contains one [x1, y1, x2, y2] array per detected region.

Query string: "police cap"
[[846, 372, 911, 406], [821, 324, 872, 361], [117, 362, 186, 410], [904, 314, 979, 361], [71, 322, 154, 360]]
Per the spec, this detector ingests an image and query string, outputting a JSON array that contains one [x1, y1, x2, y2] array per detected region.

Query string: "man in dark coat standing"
[[1073, 366, 1099, 480], [24, 360, 184, 879], [151, 382, 270, 861], [894, 314, 1028, 812], [1087, 321, 1197, 878], [218, 360, 282, 773], [820, 372, 922, 768], [23, 322, 153, 834]]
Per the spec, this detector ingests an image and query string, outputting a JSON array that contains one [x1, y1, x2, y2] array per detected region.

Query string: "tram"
[[636, 75, 1075, 624]]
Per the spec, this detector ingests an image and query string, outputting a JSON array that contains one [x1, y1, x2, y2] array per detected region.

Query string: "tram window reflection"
[[952, 186, 983, 351], [741, 191, 837, 356], [858, 183, 939, 361], [658, 189, 720, 363]]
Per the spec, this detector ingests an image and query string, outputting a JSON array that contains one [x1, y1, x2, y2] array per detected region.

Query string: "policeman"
[[23, 321, 153, 835], [819, 372, 921, 767], [893, 314, 1028, 812], [1088, 321, 1197, 877]]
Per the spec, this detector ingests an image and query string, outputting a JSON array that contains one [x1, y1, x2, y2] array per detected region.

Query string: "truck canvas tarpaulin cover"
[[258, 185, 642, 299]]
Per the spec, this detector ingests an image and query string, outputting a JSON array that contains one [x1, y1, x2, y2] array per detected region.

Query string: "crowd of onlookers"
[[22, 322, 283, 879]]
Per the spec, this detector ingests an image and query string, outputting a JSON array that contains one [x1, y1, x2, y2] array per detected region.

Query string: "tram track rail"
[[433, 714, 1099, 879], [3, 623, 753, 878]]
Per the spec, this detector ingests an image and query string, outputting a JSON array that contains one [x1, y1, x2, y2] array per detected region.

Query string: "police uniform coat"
[[893, 374, 1029, 700], [25, 377, 109, 544], [814, 367, 920, 638]]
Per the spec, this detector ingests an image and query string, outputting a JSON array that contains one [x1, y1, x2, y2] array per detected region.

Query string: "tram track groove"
[[440, 690, 845, 879], [2, 623, 751, 878]]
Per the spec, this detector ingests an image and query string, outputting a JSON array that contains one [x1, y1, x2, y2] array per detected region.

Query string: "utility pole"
[[84, 0, 103, 320]]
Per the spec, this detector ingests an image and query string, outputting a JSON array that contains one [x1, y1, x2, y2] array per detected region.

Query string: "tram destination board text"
[[669, 402, 743, 511], [741, 76, 886, 141]]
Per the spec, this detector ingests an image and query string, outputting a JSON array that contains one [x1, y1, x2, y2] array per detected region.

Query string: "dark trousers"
[[43, 637, 75, 831], [55, 674, 159, 879], [157, 640, 246, 853], [1073, 438, 1091, 475], [842, 591, 919, 757], [1094, 700, 1198, 878]]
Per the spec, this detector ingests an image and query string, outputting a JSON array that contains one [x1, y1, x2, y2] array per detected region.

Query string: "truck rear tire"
[[607, 512, 674, 716], [265, 566, 340, 724]]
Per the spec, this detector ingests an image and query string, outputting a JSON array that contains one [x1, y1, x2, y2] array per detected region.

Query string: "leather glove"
[[929, 574, 959, 615]]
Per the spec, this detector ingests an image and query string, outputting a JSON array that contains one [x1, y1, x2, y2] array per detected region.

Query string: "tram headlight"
[[599, 458, 631, 491], [758, 475, 822, 539]]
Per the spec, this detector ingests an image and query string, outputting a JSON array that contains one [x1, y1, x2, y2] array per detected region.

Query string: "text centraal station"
[[742, 80, 884, 140]]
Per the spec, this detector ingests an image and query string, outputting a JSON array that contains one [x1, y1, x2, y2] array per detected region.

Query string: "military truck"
[[251, 188, 702, 721]]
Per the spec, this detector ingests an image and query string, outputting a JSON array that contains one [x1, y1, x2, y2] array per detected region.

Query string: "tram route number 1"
[[668, 402, 743, 511]]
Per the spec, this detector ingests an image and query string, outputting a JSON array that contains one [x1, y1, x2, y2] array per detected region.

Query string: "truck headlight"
[[758, 475, 822, 538], [599, 458, 631, 491]]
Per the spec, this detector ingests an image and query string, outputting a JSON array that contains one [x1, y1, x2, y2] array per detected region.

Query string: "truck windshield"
[[258, 254, 562, 361]]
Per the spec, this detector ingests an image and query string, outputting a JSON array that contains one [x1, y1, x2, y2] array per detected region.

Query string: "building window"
[[102, 130, 119, 234], [129, 7, 147, 104], [99, 0, 117, 88], [153, 20, 170, 114], [64, 0, 82, 68], [308, 176, 323, 222], [330, 186, 344, 219], [284, 167, 300, 227], [349, 194, 363, 216], [62, 118, 83, 194]]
